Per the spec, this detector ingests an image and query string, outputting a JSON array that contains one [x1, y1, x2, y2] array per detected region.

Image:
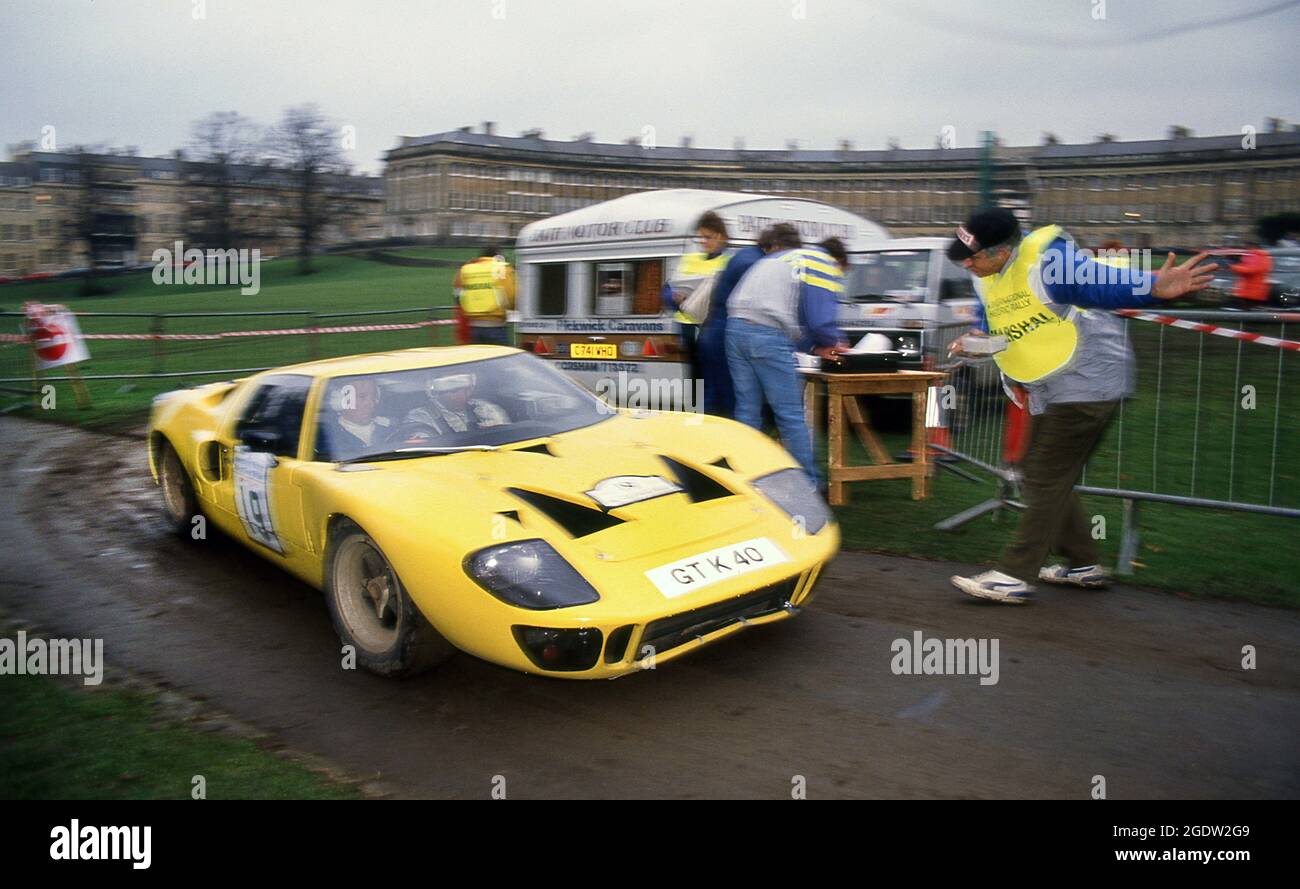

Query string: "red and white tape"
[[1114, 309, 1300, 352], [1, 318, 455, 344]]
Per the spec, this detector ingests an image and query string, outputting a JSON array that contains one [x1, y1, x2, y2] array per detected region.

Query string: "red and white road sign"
[[22, 303, 91, 370]]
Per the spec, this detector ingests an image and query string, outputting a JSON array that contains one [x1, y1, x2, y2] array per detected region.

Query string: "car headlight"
[[465, 539, 600, 610], [752, 468, 832, 535]]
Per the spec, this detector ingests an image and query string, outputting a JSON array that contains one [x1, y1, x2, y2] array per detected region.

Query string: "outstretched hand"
[[1153, 252, 1216, 301]]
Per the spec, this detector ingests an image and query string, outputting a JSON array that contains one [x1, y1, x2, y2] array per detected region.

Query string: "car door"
[[211, 374, 314, 561]]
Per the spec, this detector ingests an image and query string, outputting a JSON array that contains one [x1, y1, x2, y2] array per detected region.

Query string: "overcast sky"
[[2, 0, 1298, 173]]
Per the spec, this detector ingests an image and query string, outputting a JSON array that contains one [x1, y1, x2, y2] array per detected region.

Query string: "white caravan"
[[514, 189, 890, 406]]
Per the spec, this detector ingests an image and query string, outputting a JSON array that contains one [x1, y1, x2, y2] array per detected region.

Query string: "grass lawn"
[[0, 672, 360, 800], [0, 254, 467, 429], [2, 255, 1295, 606]]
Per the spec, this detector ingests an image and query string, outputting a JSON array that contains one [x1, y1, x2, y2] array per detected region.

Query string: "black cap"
[[946, 208, 1020, 262]]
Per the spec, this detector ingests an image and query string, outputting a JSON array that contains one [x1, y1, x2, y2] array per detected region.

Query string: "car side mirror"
[[240, 428, 282, 453]]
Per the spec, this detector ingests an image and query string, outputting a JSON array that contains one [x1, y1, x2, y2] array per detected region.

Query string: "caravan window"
[[536, 263, 567, 316], [594, 259, 663, 316]]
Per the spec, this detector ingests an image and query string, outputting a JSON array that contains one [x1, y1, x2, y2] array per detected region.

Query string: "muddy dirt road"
[[1, 417, 1296, 798]]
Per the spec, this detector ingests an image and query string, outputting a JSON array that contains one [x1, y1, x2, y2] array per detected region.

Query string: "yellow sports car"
[[148, 346, 838, 678]]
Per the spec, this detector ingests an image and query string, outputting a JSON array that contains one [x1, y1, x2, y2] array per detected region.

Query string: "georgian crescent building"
[[384, 123, 1300, 248]]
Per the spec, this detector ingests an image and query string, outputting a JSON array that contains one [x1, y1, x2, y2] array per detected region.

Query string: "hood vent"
[[507, 488, 624, 537], [512, 442, 556, 456], [659, 456, 735, 503]]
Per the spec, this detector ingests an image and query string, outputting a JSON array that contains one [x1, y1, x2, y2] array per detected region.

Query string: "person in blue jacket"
[[694, 227, 777, 417]]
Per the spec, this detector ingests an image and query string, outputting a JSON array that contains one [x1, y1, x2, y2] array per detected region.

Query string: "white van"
[[836, 237, 982, 369], [515, 189, 889, 405]]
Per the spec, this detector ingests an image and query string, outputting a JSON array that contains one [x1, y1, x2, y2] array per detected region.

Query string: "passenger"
[[322, 377, 390, 460], [407, 373, 509, 434]]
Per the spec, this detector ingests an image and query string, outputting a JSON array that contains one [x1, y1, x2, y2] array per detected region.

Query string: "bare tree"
[[270, 104, 348, 274], [187, 111, 264, 263]]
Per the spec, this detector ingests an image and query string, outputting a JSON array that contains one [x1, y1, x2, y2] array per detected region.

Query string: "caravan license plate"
[[570, 343, 617, 359], [645, 537, 790, 598]]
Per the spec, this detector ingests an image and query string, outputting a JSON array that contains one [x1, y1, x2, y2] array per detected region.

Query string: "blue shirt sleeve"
[[660, 282, 676, 312], [712, 247, 758, 308], [1040, 237, 1160, 309], [797, 277, 843, 352]]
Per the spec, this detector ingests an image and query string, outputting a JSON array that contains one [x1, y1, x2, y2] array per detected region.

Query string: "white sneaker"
[[951, 570, 1034, 604], [1038, 564, 1109, 589]]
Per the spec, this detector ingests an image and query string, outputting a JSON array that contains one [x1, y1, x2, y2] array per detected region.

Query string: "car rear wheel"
[[324, 522, 455, 677], [158, 440, 200, 537]]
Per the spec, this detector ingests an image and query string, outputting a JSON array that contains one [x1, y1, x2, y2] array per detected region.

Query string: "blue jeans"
[[725, 318, 818, 483], [469, 324, 510, 346], [696, 317, 735, 418]]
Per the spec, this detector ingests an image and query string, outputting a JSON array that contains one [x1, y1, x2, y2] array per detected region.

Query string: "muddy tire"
[[324, 521, 455, 677], [158, 440, 201, 538]]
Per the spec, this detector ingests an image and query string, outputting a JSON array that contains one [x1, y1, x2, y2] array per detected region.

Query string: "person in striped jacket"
[[725, 223, 849, 486]]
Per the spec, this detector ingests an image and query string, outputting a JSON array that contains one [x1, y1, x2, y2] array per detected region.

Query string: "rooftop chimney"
[[838, 138, 853, 152], [733, 137, 745, 150], [680, 135, 693, 148], [482, 121, 496, 135], [785, 139, 799, 151]]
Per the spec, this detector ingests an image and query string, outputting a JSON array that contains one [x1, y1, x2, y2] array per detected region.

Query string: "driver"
[[406, 372, 509, 434], [323, 377, 390, 459]]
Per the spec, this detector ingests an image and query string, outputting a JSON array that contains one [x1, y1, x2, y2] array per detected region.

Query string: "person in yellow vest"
[[945, 208, 1215, 604], [663, 212, 731, 396], [454, 242, 516, 346]]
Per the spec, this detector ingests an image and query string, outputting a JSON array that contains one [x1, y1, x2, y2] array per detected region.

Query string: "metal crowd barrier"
[[928, 310, 1300, 574]]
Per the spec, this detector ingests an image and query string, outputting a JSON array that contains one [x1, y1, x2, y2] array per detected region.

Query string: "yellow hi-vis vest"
[[978, 225, 1078, 383], [673, 251, 730, 324], [458, 256, 510, 317]]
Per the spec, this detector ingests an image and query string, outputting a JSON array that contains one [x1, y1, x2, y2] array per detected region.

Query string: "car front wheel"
[[324, 521, 455, 677], [158, 439, 200, 537]]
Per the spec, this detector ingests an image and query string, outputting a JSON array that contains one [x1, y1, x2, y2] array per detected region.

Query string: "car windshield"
[[848, 250, 931, 303], [313, 352, 611, 462]]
